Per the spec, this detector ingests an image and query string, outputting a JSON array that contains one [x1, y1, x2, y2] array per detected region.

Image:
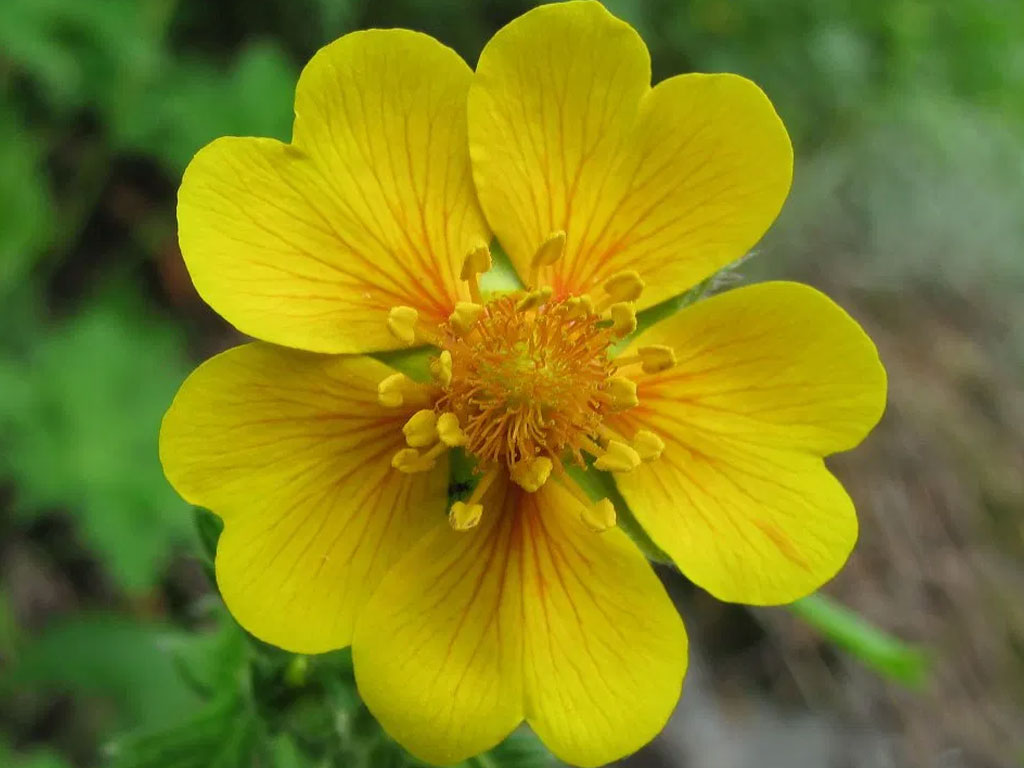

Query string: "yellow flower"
[[159, 2, 886, 766]]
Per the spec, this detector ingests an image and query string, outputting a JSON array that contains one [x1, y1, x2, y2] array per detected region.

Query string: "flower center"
[[437, 294, 615, 469], [377, 233, 675, 532]]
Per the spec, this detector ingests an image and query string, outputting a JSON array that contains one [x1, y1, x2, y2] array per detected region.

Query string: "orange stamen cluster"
[[380, 234, 673, 533], [437, 294, 615, 469]]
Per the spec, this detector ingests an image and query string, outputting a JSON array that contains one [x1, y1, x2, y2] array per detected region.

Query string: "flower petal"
[[468, 1, 791, 305], [178, 30, 489, 353], [519, 482, 687, 767], [352, 475, 525, 766], [352, 477, 686, 767], [610, 282, 887, 604], [159, 343, 447, 653]]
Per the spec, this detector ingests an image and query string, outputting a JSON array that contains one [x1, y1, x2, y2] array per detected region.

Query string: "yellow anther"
[[461, 243, 492, 303], [516, 287, 553, 313], [437, 412, 468, 447], [377, 373, 409, 408], [449, 501, 483, 531], [460, 242, 492, 280], [378, 373, 431, 409], [622, 345, 676, 374], [529, 230, 566, 285], [554, 474, 616, 531], [581, 498, 617, 532], [510, 456, 553, 492], [391, 448, 428, 474], [608, 302, 637, 337], [432, 350, 453, 387], [593, 440, 642, 472], [402, 409, 438, 448], [615, 346, 677, 374], [448, 466, 499, 530], [393, 442, 446, 474], [449, 301, 484, 335], [633, 430, 665, 461], [387, 306, 419, 345], [606, 375, 639, 410], [531, 230, 566, 268], [565, 294, 594, 318], [602, 270, 645, 303]]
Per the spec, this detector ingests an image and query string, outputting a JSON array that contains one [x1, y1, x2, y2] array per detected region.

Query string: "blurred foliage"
[[612, 0, 1024, 144], [2, 614, 208, 730], [0, 742, 72, 768], [0, 288, 192, 590], [1, 0, 1023, 765], [0, 116, 53, 294]]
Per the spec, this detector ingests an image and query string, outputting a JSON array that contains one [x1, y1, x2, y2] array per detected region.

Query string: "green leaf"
[[0, 615, 203, 730], [0, 741, 73, 768], [0, 590, 18, 659], [0, 0, 170, 113], [267, 734, 318, 768], [106, 693, 262, 768], [0, 116, 53, 294], [0, 286, 192, 590], [169, 609, 249, 698], [125, 41, 298, 174], [788, 593, 930, 688]]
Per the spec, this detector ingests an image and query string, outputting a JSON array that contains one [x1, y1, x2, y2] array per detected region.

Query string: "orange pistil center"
[[437, 294, 615, 469], [381, 234, 674, 531]]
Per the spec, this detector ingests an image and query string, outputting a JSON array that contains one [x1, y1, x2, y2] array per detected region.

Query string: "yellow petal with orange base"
[[159, 344, 447, 652], [519, 482, 686, 766], [178, 30, 489, 353], [609, 282, 887, 605], [352, 477, 686, 767], [468, 1, 791, 306]]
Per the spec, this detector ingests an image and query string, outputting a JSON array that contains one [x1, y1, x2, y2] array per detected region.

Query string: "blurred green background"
[[1, 0, 1022, 766]]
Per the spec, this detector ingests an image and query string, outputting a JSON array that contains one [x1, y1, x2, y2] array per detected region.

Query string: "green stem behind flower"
[[788, 593, 930, 688]]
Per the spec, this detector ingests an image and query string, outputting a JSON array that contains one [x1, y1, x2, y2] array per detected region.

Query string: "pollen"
[[437, 293, 618, 473], [437, 412, 468, 447], [382, 237, 667, 518], [387, 306, 419, 345], [402, 409, 438, 448], [510, 456, 553, 492], [581, 497, 617, 532]]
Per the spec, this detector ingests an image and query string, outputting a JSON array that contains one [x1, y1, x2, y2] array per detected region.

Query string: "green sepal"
[[479, 240, 525, 293], [618, 255, 751, 352], [631, 274, 715, 338], [447, 447, 480, 506], [463, 728, 555, 768], [193, 507, 223, 562], [372, 346, 435, 383]]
